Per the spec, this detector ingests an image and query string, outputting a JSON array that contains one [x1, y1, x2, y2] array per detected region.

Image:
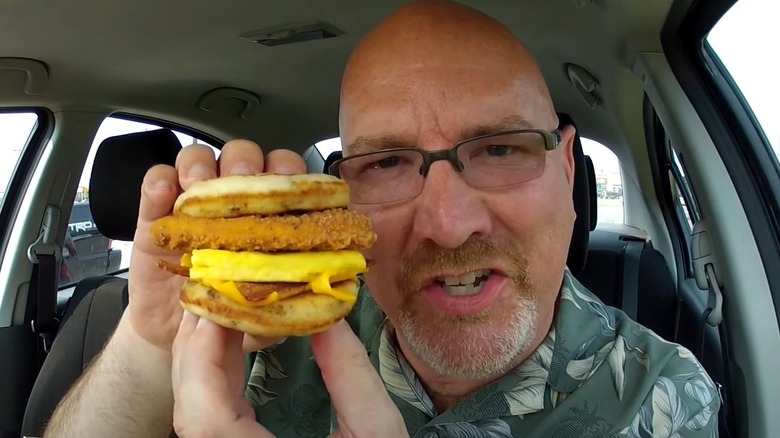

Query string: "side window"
[[581, 138, 624, 225], [60, 116, 218, 288], [314, 135, 625, 224], [668, 143, 701, 234], [707, 0, 779, 156], [0, 111, 39, 206]]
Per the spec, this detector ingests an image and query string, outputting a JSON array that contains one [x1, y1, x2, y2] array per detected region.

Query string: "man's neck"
[[392, 319, 552, 413]]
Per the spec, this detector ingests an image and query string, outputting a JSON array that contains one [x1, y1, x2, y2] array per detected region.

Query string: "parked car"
[[60, 202, 122, 286]]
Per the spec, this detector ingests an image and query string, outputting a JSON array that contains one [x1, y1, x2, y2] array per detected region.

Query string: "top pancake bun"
[[174, 173, 350, 219]]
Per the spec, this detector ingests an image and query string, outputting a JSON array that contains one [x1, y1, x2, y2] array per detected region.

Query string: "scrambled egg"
[[184, 249, 366, 306]]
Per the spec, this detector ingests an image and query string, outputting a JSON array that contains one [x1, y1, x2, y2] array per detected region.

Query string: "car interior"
[[1, 1, 778, 437]]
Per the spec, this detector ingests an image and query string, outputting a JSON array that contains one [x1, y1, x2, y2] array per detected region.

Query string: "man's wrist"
[[111, 312, 174, 371]]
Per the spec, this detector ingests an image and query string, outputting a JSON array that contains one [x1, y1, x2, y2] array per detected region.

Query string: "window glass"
[[669, 144, 701, 233], [316, 137, 342, 161], [0, 112, 38, 205], [582, 138, 623, 224], [315, 136, 625, 224], [707, 0, 779, 154], [60, 116, 218, 288]]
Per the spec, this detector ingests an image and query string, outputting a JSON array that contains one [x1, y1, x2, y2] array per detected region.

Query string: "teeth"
[[443, 282, 485, 296], [439, 269, 491, 287], [444, 276, 460, 286]]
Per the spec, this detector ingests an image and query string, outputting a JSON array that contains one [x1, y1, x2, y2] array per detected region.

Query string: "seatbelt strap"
[[621, 239, 644, 321], [27, 205, 62, 358], [31, 254, 59, 353]]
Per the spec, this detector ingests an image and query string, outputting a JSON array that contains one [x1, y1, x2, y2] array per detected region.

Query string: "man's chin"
[[396, 300, 539, 380]]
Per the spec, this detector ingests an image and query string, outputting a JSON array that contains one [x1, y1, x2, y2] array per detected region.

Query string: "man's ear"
[[559, 124, 577, 191]]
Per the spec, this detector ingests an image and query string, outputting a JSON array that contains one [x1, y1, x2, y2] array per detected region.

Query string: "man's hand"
[[126, 140, 304, 351], [171, 315, 409, 438]]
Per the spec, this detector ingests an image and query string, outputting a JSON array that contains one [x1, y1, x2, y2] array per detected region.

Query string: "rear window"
[[59, 116, 218, 288]]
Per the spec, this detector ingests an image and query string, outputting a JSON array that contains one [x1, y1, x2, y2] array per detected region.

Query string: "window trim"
[[662, 0, 780, 325], [0, 108, 54, 265], [110, 112, 224, 149], [644, 98, 694, 279]]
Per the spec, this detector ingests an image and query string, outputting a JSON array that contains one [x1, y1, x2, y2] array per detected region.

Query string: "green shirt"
[[246, 271, 720, 437]]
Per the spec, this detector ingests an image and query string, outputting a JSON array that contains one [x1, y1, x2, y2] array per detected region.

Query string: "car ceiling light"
[[241, 21, 344, 47]]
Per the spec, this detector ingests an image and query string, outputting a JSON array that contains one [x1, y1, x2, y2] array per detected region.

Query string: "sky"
[[707, 0, 779, 153], [2, 0, 776, 196]]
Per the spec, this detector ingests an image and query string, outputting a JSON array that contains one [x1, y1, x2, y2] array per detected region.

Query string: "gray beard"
[[396, 295, 539, 380]]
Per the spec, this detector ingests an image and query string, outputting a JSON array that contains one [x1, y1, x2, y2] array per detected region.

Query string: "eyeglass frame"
[[327, 129, 563, 202]]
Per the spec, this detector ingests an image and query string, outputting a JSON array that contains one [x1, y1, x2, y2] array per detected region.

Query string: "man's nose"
[[411, 160, 493, 248]]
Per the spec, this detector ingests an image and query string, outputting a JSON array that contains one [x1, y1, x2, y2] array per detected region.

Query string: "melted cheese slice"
[[187, 249, 364, 306]]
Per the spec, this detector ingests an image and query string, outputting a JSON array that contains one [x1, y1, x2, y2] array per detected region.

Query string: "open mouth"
[[435, 269, 492, 296]]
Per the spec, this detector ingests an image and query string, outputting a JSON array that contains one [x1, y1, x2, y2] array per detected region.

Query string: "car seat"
[[21, 129, 182, 437]]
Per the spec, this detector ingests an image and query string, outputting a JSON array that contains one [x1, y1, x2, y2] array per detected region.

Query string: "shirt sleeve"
[[626, 347, 721, 438]]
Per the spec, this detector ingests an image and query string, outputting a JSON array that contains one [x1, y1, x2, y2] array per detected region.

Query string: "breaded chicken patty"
[[150, 208, 375, 252]]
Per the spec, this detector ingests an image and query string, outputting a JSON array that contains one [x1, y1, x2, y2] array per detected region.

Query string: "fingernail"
[[148, 178, 173, 193], [229, 162, 258, 176], [273, 164, 300, 175], [187, 162, 215, 180]]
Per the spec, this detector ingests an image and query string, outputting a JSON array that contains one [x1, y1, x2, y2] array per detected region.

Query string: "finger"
[[172, 311, 199, 392], [242, 334, 283, 353], [176, 144, 217, 190], [218, 139, 265, 176], [311, 321, 398, 418], [181, 319, 240, 372], [264, 149, 307, 175], [137, 164, 179, 225], [180, 320, 248, 408]]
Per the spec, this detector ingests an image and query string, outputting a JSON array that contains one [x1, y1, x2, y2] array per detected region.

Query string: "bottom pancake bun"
[[179, 278, 359, 337]]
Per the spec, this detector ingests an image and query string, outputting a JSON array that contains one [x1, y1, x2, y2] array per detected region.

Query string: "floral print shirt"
[[246, 271, 720, 437]]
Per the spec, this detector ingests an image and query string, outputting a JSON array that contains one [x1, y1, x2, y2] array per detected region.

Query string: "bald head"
[[339, 0, 557, 150]]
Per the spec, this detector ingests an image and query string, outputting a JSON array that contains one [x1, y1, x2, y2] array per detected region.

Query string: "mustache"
[[397, 238, 531, 293]]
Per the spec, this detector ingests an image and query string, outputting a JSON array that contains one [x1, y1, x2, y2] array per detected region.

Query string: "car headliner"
[[0, 0, 672, 160]]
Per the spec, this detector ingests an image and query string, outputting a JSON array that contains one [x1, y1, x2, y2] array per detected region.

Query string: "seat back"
[[21, 129, 181, 437], [576, 140, 677, 341]]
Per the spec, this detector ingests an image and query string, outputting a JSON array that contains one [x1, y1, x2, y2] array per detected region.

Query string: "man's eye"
[[373, 156, 400, 169], [484, 145, 514, 156]]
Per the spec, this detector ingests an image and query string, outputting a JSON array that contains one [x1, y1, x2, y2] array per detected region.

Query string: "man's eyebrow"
[[460, 115, 534, 139], [344, 115, 535, 155], [345, 135, 411, 155]]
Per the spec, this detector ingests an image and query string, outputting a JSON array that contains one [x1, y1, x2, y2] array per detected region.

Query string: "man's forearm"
[[44, 313, 175, 438]]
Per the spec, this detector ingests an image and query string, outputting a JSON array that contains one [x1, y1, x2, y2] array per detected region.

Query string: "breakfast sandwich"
[[150, 173, 376, 337]]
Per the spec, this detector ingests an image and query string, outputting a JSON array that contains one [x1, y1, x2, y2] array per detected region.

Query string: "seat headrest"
[[89, 129, 182, 241], [324, 151, 342, 174], [558, 112, 591, 276]]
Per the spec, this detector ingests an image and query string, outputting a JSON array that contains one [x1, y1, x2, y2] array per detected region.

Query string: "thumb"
[[311, 321, 407, 437]]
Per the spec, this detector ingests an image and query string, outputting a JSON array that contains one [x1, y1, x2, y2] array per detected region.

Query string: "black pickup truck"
[[60, 202, 122, 286]]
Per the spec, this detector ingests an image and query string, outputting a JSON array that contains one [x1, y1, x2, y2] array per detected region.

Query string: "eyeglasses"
[[328, 129, 562, 205]]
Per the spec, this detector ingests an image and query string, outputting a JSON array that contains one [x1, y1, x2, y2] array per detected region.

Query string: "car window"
[[581, 138, 623, 225], [0, 112, 39, 206], [669, 143, 701, 235], [707, 0, 779, 155], [60, 116, 218, 288], [314, 136, 625, 224]]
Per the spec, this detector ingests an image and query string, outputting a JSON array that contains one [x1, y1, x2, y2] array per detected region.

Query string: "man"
[[45, 1, 720, 437]]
